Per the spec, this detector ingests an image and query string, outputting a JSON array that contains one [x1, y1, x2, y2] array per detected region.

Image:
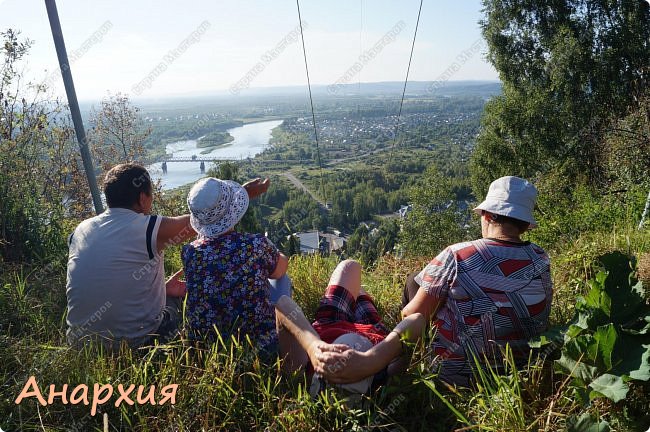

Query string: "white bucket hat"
[[187, 178, 249, 238], [474, 176, 538, 227]]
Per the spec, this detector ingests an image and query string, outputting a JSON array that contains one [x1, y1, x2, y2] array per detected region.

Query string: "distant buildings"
[[296, 231, 320, 254], [397, 204, 412, 219], [283, 111, 479, 150], [293, 230, 346, 255], [320, 233, 345, 253]]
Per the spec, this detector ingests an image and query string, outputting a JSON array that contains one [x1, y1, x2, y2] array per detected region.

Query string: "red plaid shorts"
[[312, 285, 389, 344]]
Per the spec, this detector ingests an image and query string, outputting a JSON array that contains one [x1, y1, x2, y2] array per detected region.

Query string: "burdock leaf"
[[567, 412, 611, 432], [588, 373, 629, 402], [556, 339, 598, 382], [589, 324, 617, 370]]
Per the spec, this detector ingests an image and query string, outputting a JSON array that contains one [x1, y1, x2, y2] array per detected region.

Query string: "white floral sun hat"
[[474, 176, 538, 227], [187, 177, 249, 238]]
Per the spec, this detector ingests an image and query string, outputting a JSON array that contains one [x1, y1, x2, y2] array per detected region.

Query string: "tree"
[[471, 0, 650, 197], [89, 93, 151, 171], [282, 234, 300, 256], [346, 220, 399, 266], [210, 161, 239, 182], [602, 92, 650, 191], [400, 167, 466, 257], [0, 29, 88, 261]]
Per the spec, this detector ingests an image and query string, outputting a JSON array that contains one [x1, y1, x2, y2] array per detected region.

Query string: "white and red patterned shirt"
[[416, 238, 552, 386]]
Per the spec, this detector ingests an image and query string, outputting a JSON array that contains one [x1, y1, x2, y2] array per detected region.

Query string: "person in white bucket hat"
[[473, 175, 538, 228], [181, 177, 290, 358], [303, 176, 552, 390]]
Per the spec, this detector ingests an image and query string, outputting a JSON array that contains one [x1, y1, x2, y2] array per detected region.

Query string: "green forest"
[[1, 1, 650, 431]]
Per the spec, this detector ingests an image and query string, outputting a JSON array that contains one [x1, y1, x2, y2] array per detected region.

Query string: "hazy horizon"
[[125, 79, 502, 105], [0, 0, 499, 100]]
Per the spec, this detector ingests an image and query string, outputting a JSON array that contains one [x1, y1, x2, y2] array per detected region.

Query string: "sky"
[[0, 0, 499, 101]]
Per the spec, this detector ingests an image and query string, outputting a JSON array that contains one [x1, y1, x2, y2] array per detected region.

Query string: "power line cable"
[[296, 0, 327, 205], [387, 0, 424, 166]]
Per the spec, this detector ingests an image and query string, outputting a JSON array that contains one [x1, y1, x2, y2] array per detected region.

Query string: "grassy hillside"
[[1, 225, 648, 431]]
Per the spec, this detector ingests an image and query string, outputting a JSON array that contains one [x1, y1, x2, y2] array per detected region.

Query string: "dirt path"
[[281, 172, 329, 211]]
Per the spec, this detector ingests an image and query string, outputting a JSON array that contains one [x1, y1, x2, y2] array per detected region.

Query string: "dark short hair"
[[482, 210, 530, 232], [103, 163, 152, 208]]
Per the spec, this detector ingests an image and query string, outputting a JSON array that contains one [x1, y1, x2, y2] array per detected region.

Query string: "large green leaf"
[[556, 338, 598, 382], [581, 272, 612, 327], [567, 412, 611, 432], [589, 324, 617, 371], [621, 314, 650, 336], [554, 252, 650, 404], [567, 312, 590, 339], [612, 339, 650, 382], [597, 252, 634, 289], [598, 253, 645, 323], [529, 325, 566, 348], [583, 271, 610, 312], [588, 373, 629, 402], [628, 344, 650, 381]]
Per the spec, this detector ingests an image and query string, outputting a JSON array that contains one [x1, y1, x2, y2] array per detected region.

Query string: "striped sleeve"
[[414, 247, 456, 300], [145, 215, 162, 259]]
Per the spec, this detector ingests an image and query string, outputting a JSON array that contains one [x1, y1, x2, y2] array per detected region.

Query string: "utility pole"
[[45, 0, 103, 214]]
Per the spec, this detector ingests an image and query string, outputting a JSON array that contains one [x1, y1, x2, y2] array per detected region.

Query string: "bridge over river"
[[159, 157, 311, 173]]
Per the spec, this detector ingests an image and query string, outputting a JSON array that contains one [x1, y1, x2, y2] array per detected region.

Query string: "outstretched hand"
[[165, 269, 187, 297], [242, 177, 270, 199]]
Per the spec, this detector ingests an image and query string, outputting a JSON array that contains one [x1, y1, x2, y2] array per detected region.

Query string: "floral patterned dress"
[[182, 232, 280, 351]]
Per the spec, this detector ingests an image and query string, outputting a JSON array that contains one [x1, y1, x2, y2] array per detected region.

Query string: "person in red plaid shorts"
[[311, 260, 389, 346], [276, 259, 424, 395]]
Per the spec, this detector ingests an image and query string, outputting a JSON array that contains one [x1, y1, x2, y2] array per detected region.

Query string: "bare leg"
[[276, 260, 367, 372], [329, 259, 362, 299], [275, 295, 322, 373]]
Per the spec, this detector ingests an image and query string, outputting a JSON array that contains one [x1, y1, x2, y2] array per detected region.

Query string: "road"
[[281, 172, 329, 211]]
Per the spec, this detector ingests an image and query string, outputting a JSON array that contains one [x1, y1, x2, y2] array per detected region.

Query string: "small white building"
[[297, 231, 320, 254], [397, 205, 413, 219], [294, 230, 346, 255]]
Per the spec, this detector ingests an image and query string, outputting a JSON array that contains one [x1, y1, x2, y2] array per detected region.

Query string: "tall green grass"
[[1, 226, 649, 431]]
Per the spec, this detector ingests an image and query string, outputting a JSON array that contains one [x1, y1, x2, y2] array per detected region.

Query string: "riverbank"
[[144, 118, 284, 164], [197, 133, 235, 154], [197, 130, 234, 147], [147, 119, 283, 190]]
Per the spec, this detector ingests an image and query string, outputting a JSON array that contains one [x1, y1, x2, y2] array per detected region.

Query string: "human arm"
[[165, 268, 187, 297], [157, 215, 195, 253], [313, 313, 426, 384], [269, 253, 288, 279], [401, 286, 443, 321], [242, 177, 270, 200], [275, 295, 349, 367], [401, 248, 456, 319]]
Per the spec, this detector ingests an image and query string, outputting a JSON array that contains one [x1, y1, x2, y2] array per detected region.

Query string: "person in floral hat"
[[182, 177, 290, 357]]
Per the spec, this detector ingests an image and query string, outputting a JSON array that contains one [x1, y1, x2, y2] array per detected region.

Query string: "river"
[[148, 119, 283, 190]]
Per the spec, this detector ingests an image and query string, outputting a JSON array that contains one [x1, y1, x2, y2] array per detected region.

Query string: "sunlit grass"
[[1, 229, 649, 431]]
